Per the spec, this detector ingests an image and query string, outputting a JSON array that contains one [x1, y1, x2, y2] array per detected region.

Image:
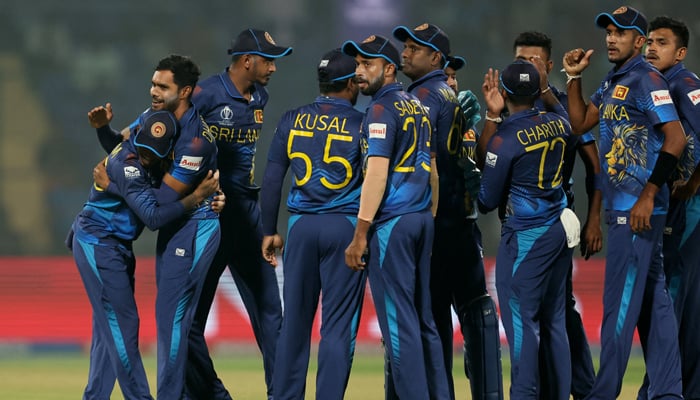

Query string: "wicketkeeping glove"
[[458, 90, 482, 130]]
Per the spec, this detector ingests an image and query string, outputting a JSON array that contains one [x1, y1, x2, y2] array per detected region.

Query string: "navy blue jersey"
[[545, 86, 596, 198], [591, 55, 680, 213], [479, 108, 569, 230], [407, 69, 468, 223], [133, 106, 219, 220], [361, 82, 432, 222], [74, 140, 186, 243], [663, 62, 700, 182], [193, 69, 268, 196], [267, 96, 364, 214]]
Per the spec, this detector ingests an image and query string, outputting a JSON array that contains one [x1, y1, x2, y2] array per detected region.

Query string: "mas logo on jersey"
[[179, 155, 203, 171], [368, 123, 387, 139], [123, 166, 141, 179], [687, 89, 700, 106], [612, 85, 629, 100], [254, 109, 264, 124], [651, 90, 673, 106], [485, 151, 498, 167]]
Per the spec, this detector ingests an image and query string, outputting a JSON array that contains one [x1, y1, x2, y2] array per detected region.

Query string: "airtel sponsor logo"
[[179, 155, 203, 171]]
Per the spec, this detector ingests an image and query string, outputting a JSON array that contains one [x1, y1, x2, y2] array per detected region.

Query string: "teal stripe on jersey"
[[616, 236, 638, 339], [513, 225, 549, 276]]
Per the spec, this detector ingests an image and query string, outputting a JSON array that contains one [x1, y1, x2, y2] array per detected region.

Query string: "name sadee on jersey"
[[394, 98, 428, 117]]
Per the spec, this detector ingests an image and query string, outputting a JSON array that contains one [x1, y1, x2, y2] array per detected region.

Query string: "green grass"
[[0, 349, 646, 399]]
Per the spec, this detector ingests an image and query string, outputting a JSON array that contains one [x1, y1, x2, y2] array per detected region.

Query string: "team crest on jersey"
[[264, 32, 276, 45], [179, 155, 203, 171], [219, 106, 234, 126], [612, 85, 629, 100], [254, 109, 264, 124], [485, 151, 498, 167], [123, 166, 141, 179], [687, 89, 700, 105], [368, 123, 387, 139], [651, 90, 673, 106]]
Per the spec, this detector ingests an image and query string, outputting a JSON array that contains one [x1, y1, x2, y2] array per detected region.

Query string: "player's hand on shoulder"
[[93, 158, 110, 190], [195, 170, 219, 201], [88, 103, 114, 128]]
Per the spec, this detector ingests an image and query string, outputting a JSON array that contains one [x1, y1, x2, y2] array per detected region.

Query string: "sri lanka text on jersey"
[[209, 126, 259, 143]]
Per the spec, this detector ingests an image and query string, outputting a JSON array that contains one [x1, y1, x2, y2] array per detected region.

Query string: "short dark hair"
[[649, 16, 690, 48], [155, 54, 201, 95], [319, 79, 351, 95], [513, 31, 552, 60]]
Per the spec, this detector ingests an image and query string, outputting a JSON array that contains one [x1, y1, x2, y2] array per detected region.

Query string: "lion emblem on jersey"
[[605, 123, 648, 189]]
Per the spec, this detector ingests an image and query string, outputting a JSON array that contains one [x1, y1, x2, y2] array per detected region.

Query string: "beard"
[[360, 70, 385, 96]]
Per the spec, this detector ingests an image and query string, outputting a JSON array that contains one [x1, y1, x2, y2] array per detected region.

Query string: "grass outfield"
[[0, 349, 646, 399]]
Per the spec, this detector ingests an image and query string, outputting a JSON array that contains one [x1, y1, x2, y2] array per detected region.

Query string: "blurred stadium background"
[[0, 0, 696, 396]]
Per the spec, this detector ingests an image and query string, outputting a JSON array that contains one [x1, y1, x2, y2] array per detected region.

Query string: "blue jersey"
[[133, 106, 219, 220], [193, 68, 268, 196], [591, 54, 680, 213], [663, 62, 700, 182], [407, 69, 469, 223], [267, 96, 364, 214], [74, 140, 186, 243], [478, 108, 569, 230], [545, 86, 596, 199], [361, 82, 432, 222]]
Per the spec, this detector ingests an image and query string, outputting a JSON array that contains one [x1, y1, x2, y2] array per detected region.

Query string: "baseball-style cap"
[[341, 35, 401, 70], [227, 28, 293, 58], [500, 60, 541, 97], [445, 55, 466, 71], [133, 110, 179, 158], [318, 49, 356, 83], [595, 6, 647, 36], [392, 23, 450, 58]]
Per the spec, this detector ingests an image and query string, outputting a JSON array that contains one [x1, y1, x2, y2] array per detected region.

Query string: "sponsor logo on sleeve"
[[485, 151, 498, 167], [368, 123, 387, 139], [651, 90, 673, 106], [124, 166, 141, 179], [179, 156, 203, 171], [687, 89, 700, 106], [612, 85, 629, 100]]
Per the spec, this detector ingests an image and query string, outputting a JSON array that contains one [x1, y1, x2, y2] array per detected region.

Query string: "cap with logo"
[[133, 110, 179, 158], [318, 48, 356, 83], [595, 6, 647, 36], [392, 23, 450, 59], [341, 35, 401, 70], [445, 55, 466, 71], [500, 60, 541, 97], [227, 28, 293, 58]]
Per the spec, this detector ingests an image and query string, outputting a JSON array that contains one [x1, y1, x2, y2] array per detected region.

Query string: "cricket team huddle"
[[68, 4, 700, 400]]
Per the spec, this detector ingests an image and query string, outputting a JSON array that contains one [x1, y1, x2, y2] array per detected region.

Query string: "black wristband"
[[648, 151, 679, 187]]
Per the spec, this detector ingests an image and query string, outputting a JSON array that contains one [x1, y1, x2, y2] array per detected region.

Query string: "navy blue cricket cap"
[[341, 35, 401, 70], [392, 23, 451, 58], [595, 6, 647, 36], [445, 55, 466, 71], [318, 49, 356, 83], [133, 110, 179, 158], [227, 28, 293, 58], [500, 60, 540, 97]]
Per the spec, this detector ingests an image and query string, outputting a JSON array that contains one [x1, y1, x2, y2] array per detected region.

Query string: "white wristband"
[[566, 73, 582, 84], [541, 86, 552, 95], [484, 114, 502, 124]]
